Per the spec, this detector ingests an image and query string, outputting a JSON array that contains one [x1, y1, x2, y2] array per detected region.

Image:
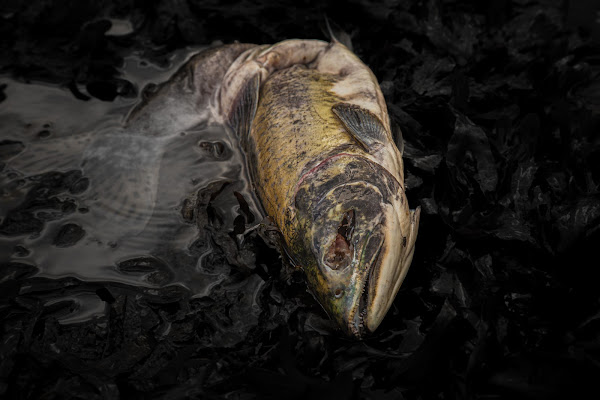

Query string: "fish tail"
[[5, 133, 94, 176], [81, 133, 164, 238], [4, 130, 162, 240]]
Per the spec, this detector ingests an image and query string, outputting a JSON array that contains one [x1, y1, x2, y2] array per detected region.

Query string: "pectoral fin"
[[227, 74, 261, 140], [332, 103, 388, 153]]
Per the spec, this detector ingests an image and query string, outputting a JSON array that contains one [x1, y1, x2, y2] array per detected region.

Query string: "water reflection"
[[0, 48, 262, 315]]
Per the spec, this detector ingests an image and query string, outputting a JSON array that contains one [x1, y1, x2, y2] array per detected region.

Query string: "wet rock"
[[0, 211, 44, 236], [0, 140, 25, 160], [12, 245, 30, 257], [52, 223, 85, 247], [95, 287, 115, 304], [419, 197, 438, 215], [404, 170, 423, 191], [447, 111, 498, 194], [551, 195, 600, 252], [69, 177, 89, 194], [117, 256, 174, 285], [411, 56, 456, 97], [197, 140, 228, 159], [233, 190, 255, 224], [36, 130, 51, 138], [87, 78, 136, 102]]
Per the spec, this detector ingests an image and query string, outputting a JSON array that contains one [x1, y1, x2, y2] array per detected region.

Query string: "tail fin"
[[320, 16, 354, 51], [81, 133, 164, 239], [5, 133, 94, 176], [6, 130, 165, 241]]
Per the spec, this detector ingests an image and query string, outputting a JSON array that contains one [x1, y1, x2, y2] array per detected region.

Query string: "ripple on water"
[[0, 48, 263, 320]]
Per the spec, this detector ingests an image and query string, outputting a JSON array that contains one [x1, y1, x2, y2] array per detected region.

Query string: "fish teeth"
[[360, 308, 367, 325]]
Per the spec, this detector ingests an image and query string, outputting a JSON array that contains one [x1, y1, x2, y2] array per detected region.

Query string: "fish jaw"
[[289, 155, 420, 337], [342, 199, 419, 336], [363, 204, 420, 333]]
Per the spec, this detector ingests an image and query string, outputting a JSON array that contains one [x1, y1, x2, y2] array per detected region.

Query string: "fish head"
[[291, 156, 420, 337]]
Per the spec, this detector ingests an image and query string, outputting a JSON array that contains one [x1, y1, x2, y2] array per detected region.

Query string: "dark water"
[[0, 49, 263, 322]]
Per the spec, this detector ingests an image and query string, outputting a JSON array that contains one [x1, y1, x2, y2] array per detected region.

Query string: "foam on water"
[[0, 47, 262, 322]]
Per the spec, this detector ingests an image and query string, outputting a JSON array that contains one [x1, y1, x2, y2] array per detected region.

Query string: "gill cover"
[[291, 155, 419, 336]]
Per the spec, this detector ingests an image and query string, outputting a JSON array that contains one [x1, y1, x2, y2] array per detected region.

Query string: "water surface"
[[0, 47, 261, 323]]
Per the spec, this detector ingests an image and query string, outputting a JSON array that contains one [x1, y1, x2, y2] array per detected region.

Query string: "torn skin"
[[223, 40, 421, 337], [325, 210, 355, 270]]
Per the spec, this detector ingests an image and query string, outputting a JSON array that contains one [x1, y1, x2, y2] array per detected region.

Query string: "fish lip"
[[347, 232, 384, 338]]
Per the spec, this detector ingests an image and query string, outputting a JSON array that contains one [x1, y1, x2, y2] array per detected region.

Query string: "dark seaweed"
[[1, 0, 599, 399]]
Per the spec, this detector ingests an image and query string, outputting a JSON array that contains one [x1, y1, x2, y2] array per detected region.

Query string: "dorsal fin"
[[332, 103, 387, 153], [320, 16, 353, 51]]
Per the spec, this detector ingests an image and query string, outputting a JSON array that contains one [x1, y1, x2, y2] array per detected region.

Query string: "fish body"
[[218, 40, 420, 336], [6, 39, 420, 336]]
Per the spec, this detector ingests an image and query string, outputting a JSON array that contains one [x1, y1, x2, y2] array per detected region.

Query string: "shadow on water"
[[0, 48, 263, 322]]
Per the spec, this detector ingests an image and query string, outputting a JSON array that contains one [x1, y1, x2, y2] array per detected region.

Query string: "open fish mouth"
[[299, 164, 405, 338], [348, 229, 385, 337]]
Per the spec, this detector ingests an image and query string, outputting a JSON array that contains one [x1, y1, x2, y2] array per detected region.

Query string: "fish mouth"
[[348, 232, 384, 337]]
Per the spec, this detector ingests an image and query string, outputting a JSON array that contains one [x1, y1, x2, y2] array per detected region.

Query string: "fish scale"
[[5, 38, 420, 337], [221, 39, 421, 336], [250, 66, 349, 223]]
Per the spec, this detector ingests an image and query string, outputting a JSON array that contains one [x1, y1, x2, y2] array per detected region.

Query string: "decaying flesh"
[[128, 39, 420, 337], [216, 40, 420, 337]]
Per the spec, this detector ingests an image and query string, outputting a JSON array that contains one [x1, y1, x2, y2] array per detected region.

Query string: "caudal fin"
[[3, 130, 164, 241], [80, 133, 164, 239], [5, 133, 94, 176]]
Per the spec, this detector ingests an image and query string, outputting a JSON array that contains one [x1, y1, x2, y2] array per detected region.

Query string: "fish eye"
[[334, 288, 344, 298], [324, 210, 355, 270]]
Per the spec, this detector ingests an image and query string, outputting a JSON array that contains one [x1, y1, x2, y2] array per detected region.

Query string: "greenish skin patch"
[[230, 44, 419, 337], [290, 155, 400, 334]]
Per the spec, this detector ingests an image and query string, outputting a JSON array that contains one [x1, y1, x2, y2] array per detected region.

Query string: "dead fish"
[[6, 39, 420, 336], [128, 38, 421, 336], [215, 39, 421, 337]]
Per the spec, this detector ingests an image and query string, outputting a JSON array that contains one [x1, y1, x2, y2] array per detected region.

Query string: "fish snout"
[[293, 158, 418, 337], [309, 192, 392, 337], [325, 200, 413, 337]]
